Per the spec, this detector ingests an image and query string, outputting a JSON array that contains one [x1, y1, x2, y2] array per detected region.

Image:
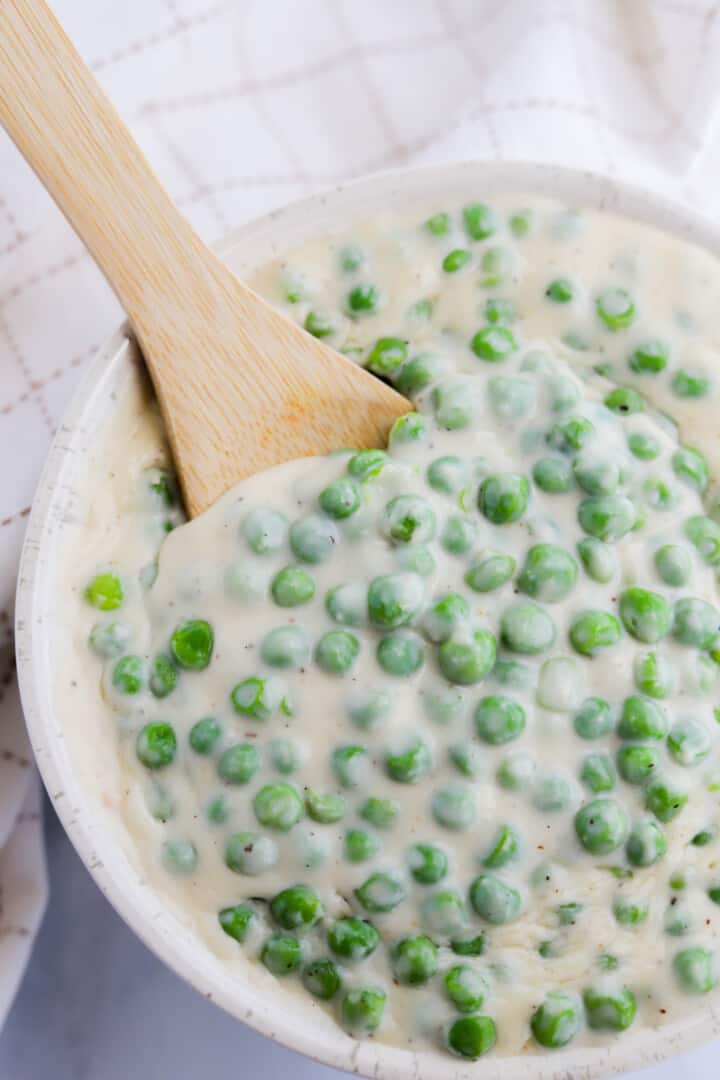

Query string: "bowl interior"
[[16, 161, 720, 1079]]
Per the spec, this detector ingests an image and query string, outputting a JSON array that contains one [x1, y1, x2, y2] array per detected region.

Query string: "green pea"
[[501, 601, 556, 655], [367, 573, 424, 629], [112, 654, 145, 695], [315, 630, 359, 674], [432, 783, 476, 830], [532, 456, 574, 494], [583, 986, 636, 1031], [304, 310, 335, 338], [346, 282, 380, 314], [270, 884, 323, 931], [359, 796, 399, 829], [145, 465, 178, 507], [169, 619, 214, 671], [618, 587, 672, 644], [289, 514, 338, 563], [448, 740, 483, 778], [626, 819, 667, 866], [347, 449, 388, 482], [580, 753, 615, 793], [474, 695, 525, 744], [377, 630, 425, 676], [262, 933, 303, 976], [605, 386, 643, 415], [439, 628, 497, 684], [391, 934, 438, 985], [627, 431, 661, 460], [433, 382, 477, 430], [492, 659, 536, 692], [673, 597, 720, 649], [450, 934, 486, 957], [644, 776, 688, 822], [464, 554, 515, 593], [443, 248, 472, 273], [136, 722, 176, 769], [485, 297, 515, 324], [573, 453, 625, 497], [617, 744, 660, 785], [546, 277, 573, 302], [533, 772, 573, 811], [673, 947, 718, 993], [253, 782, 303, 830], [328, 916, 379, 960], [341, 987, 386, 1035], [531, 991, 582, 1049], [577, 537, 616, 583], [344, 829, 379, 863], [444, 965, 489, 1013], [654, 544, 691, 587], [633, 650, 673, 699], [408, 843, 447, 884], [463, 202, 496, 239], [547, 415, 594, 453], [617, 695, 666, 740], [425, 211, 449, 235], [479, 472, 529, 524], [218, 903, 255, 944], [394, 543, 435, 576], [347, 687, 391, 729], [365, 336, 408, 376], [306, 789, 346, 824], [575, 798, 628, 854], [469, 873, 522, 924], [441, 513, 478, 555], [317, 478, 360, 521], [423, 592, 470, 643], [339, 241, 365, 271], [268, 737, 299, 775], [447, 1015, 496, 1060], [328, 744, 366, 788], [569, 610, 622, 657], [269, 565, 315, 607], [218, 743, 260, 785], [692, 828, 715, 847], [667, 717, 712, 766], [188, 716, 221, 755], [242, 508, 287, 554], [672, 447, 709, 493], [596, 287, 635, 330], [260, 625, 309, 668], [161, 838, 197, 875], [301, 958, 341, 1002], [388, 411, 430, 449], [597, 954, 620, 972], [395, 352, 445, 396], [482, 824, 520, 868], [385, 736, 431, 783], [230, 675, 286, 720], [578, 495, 636, 542], [613, 896, 648, 927], [517, 543, 578, 603], [427, 458, 470, 499], [672, 370, 710, 398], [355, 871, 406, 913], [382, 494, 436, 544], [148, 654, 177, 699], [628, 338, 667, 373], [574, 697, 613, 740], [470, 325, 517, 362], [686, 515, 720, 566], [86, 571, 125, 616]]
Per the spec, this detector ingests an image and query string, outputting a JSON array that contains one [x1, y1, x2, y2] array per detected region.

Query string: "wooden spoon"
[[0, 0, 409, 517]]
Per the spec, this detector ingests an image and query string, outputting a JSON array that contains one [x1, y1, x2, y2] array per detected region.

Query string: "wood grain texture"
[[0, 0, 409, 516]]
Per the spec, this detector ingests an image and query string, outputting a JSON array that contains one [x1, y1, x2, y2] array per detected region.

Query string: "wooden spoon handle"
[[0, 0, 211, 329]]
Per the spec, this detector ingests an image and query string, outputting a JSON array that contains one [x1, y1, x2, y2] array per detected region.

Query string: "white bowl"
[[15, 161, 720, 1079]]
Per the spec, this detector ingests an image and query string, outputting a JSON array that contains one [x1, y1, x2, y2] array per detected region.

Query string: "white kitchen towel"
[[1, 0, 720, 1029]]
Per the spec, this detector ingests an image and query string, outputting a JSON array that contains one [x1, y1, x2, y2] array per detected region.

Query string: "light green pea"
[[500, 601, 556, 655], [469, 873, 522, 924], [583, 986, 637, 1031], [575, 798, 628, 854], [319, 477, 361, 520], [85, 571, 124, 611], [479, 472, 529, 524], [482, 824, 520, 868], [423, 592, 470, 643], [626, 819, 667, 866], [517, 543, 578, 603], [432, 783, 476, 830], [260, 625, 309, 668], [218, 743, 260, 785], [672, 371, 710, 398], [673, 598, 720, 649], [253, 783, 304, 830], [667, 718, 712, 766], [685, 515, 720, 566], [325, 581, 366, 626], [644, 775, 688, 822], [633, 651, 673, 699], [654, 544, 691, 587], [672, 447, 709, 493], [441, 513, 478, 555], [382, 494, 436, 545], [391, 935, 438, 985], [344, 829, 379, 863], [474, 695, 525, 744], [341, 987, 386, 1035], [533, 773, 573, 811], [673, 947, 718, 993], [422, 686, 467, 726], [532, 456, 574, 494], [304, 310, 335, 338], [396, 353, 446, 397], [531, 991, 582, 1049], [367, 573, 424, 630], [230, 675, 286, 721], [162, 839, 197, 875], [112, 655, 145, 695], [359, 796, 399, 829], [242, 508, 287, 554], [596, 287, 635, 330], [613, 896, 648, 927], [619, 587, 672, 643], [355, 871, 406, 913], [189, 716, 221, 755], [574, 697, 613, 740], [487, 375, 536, 421], [385, 736, 431, 783], [377, 630, 425, 676], [420, 890, 467, 936], [578, 495, 636, 542], [289, 514, 338, 563], [496, 752, 536, 791], [547, 415, 594, 453], [136, 722, 176, 769], [315, 630, 359, 674], [580, 753, 615, 793], [617, 744, 661, 785], [629, 339, 667, 374], [617, 695, 667, 740], [464, 553, 516, 593], [365, 336, 407, 377], [448, 740, 483, 778], [347, 449, 388, 482], [306, 789, 346, 824], [89, 620, 131, 658], [627, 431, 661, 460], [577, 537, 617, 583], [347, 687, 391, 729]]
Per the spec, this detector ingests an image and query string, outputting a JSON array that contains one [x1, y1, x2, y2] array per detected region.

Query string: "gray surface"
[[1, 802, 719, 1080]]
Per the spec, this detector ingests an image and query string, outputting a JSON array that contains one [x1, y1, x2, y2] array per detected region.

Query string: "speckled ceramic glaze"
[[15, 162, 720, 1079]]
